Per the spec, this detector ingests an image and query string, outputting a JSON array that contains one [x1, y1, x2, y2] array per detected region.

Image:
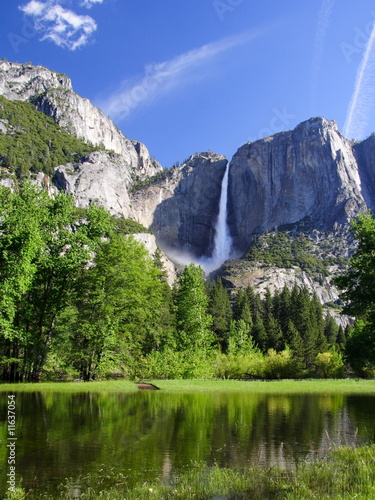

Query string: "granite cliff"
[[1, 60, 375, 304], [228, 118, 369, 253], [130, 152, 228, 257], [0, 60, 162, 182]]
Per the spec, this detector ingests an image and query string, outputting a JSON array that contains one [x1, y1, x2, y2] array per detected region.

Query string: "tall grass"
[[0, 380, 138, 393], [10, 445, 375, 499], [2, 379, 375, 394], [150, 378, 375, 394]]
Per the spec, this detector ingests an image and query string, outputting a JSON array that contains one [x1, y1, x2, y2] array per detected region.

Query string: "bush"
[[315, 351, 345, 378], [137, 348, 216, 379], [262, 348, 296, 379], [214, 352, 265, 379]]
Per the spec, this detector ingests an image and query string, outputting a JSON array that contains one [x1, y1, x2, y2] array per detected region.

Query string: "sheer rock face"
[[228, 118, 368, 253], [54, 151, 132, 218], [0, 61, 162, 182], [354, 135, 375, 211], [2, 60, 375, 295], [130, 153, 228, 257]]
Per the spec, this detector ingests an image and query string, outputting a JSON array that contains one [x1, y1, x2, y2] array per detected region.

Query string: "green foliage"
[[0, 184, 113, 381], [247, 230, 347, 276], [227, 319, 255, 354], [57, 233, 169, 380], [208, 278, 232, 348], [315, 350, 345, 378], [113, 216, 152, 234], [175, 263, 213, 352], [0, 95, 97, 177], [335, 211, 375, 375], [262, 348, 296, 379], [214, 351, 264, 379], [130, 169, 169, 192], [138, 348, 215, 379]]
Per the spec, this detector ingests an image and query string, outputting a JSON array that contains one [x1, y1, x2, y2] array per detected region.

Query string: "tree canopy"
[[335, 211, 375, 375]]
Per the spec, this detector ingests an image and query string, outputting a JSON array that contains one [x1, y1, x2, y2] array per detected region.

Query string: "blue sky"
[[1, 0, 375, 167]]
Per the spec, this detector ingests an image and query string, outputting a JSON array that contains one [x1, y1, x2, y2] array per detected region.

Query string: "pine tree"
[[324, 315, 339, 346], [336, 325, 346, 352], [265, 314, 283, 351], [233, 289, 252, 327], [285, 319, 305, 373], [251, 311, 267, 352], [274, 286, 292, 332], [246, 285, 263, 322], [208, 278, 232, 349]]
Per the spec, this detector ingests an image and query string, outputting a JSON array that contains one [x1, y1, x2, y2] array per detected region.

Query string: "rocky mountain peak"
[[0, 60, 72, 101], [184, 151, 227, 167], [0, 60, 163, 183], [228, 116, 368, 254]]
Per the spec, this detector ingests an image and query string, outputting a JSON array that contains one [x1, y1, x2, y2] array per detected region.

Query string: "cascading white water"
[[201, 163, 233, 273]]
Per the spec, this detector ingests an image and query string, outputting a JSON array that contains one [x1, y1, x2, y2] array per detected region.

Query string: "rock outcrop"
[[2, 60, 375, 301], [54, 151, 132, 218], [0, 60, 163, 182], [130, 152, 228, 257], [354, 134, 375, 211], [0, 60, 72, 100], [228, 118, 368, 254]]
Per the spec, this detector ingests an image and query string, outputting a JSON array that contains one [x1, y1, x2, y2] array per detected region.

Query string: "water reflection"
[[0, 391, 373, 496]]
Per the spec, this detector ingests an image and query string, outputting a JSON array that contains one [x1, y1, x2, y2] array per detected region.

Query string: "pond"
[[0, 390, 374, 497]]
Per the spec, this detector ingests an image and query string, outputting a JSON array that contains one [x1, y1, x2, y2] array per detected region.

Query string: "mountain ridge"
[[0, 60, 374, 306]]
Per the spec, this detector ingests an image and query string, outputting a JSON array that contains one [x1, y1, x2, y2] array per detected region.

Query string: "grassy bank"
[[1, 378, 375, 395], [0, 380, 138, 393], [150, 378, 375, 394], [9, 445, 375, 499]]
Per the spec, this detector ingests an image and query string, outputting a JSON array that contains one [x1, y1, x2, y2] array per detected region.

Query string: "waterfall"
[[201, 163, 233, 273]]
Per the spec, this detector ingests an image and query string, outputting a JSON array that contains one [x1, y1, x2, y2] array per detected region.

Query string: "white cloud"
[[344, 21, 375, 139], [21, 0, 46, 16], [19, 0, 98, 50], [80, 0, 103, 8], [100, 31, 259, 121]]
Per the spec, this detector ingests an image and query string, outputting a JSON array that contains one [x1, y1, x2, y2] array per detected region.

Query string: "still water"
[[0, 390, 374, 496]]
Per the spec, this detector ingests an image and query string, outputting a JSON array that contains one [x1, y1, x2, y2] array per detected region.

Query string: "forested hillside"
[[0, 95, 98, 178], [0, 61, 374, 382], [2, 184, 373, 382]]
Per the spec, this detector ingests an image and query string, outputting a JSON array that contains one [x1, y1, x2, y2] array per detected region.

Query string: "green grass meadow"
[[1, 378, 375, 394]]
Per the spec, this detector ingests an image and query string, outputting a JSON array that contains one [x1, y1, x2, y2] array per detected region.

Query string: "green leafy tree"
[[55, 233, 170, 380], [175, 263, 213, 353], [335, 212, 375, 374], [227, 319, 255, 354], [0, 184, 112, 381]]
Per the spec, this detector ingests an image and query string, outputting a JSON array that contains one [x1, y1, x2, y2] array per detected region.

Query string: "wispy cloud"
[[100, 31, 260, 121], [80, 0, 103, 8], [19, 0, 99, 50], [344, 21, 375, 139], [311, 0, 335, 110]]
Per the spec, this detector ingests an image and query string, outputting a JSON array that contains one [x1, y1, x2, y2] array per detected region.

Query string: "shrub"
[[262, 348, 296, 379], [315, 350, 345, 378]]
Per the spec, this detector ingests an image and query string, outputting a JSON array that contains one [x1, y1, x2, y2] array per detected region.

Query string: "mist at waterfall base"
[[162, 164, 236, 275]]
